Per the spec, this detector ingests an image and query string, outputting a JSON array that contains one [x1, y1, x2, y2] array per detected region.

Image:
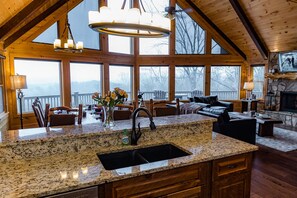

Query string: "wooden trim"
[[0, 0, 45, 39], [169, 64, 175, 101], [229, 0, 268, 60], [4, 0, 69, 48], [61, 59, 71, 106], [184, 0, 247, 60], [204, 65, 211, 96]]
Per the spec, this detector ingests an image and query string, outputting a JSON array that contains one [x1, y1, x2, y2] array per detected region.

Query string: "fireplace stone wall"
[[264, 53, 297, 128], [267, 53, 297, 111]]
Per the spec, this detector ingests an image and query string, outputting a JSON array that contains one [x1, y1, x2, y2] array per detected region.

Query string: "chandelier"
[[53, 16, 84, 53], [88, 0, 171, 38]]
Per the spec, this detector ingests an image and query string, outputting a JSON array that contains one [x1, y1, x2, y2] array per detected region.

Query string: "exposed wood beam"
[[0, 0, 45, 40], [4, 0, 69, 49], [229, 0, 268, 60], [185, 0, 247, 60]]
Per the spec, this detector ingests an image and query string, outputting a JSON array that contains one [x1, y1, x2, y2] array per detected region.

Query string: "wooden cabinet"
[[45, 153, 253, 198], [105, 163, 210, 198], [211, 153, 252, 198]]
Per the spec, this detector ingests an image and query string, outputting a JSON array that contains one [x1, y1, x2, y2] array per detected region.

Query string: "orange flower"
[[105, 97, 110, 103]]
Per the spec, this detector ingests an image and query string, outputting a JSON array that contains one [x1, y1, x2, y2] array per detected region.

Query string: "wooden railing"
[[22, 90, 263, 113]]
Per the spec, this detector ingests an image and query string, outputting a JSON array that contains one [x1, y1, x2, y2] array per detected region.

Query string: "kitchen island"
[[0, 114, 258, 198]]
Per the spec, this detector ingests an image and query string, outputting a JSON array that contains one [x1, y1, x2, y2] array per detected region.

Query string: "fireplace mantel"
[[265, 72, 297, 80]]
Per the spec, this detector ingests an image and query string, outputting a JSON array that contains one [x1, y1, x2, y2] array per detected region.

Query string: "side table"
[[241, 99, 258, 113]]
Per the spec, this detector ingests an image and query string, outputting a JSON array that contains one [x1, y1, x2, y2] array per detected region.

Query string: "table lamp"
[[243, 82, 254, 100], [10, 74, 27, 129]]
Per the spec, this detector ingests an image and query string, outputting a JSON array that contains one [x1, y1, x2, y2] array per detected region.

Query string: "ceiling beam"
[[229, 0, 268, 60], [4, 0, 69, 49], [185, 0, 247, 60], [0, 0, 45, 40]]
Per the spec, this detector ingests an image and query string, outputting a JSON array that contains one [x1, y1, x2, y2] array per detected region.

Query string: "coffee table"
[[229, 112, 283, 137]]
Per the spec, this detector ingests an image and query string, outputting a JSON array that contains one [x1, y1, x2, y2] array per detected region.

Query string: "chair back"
[[100, 104, 134, 121], [32, 102, 49, 127], [49, 104, 83, 126], [149, 99, 180, 117], [32, 97, 45, 120]]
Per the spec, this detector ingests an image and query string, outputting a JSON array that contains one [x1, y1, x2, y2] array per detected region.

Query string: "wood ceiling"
[[1, 0, 297, 64]]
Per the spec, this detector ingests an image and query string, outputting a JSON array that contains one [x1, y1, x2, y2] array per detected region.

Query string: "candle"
[[67, 39, 74, 48], [64, 43, 68, 48], [54, 39, 61, 48], [76, 41, 83, 49]]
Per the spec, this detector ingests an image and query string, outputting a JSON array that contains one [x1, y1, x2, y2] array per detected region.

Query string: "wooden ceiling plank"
[[0, 0, 45, 40], [185, 0, 247, 60], [229, 0, 268, 60], [4, 0, 69, 49]]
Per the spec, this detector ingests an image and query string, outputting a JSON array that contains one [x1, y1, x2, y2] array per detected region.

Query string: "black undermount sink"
[[97, 144, 191, 170]]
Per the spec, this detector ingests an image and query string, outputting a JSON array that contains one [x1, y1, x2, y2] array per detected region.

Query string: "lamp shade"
[[243, 82, 254, 91], [10, 75, 27, 90]]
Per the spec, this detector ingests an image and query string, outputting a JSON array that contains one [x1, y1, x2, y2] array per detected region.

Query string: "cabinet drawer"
[[107, 163, 210, 198], [164, 186, 203, 198], [213, 153, 252, 180], [45, 186, 98, 198]]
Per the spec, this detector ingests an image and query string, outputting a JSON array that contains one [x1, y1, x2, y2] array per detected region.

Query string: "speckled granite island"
[[0, 114, 258, 198]]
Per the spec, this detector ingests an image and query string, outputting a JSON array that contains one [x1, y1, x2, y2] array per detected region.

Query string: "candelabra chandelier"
[[53, 16, 83, 53], [88, 0, 171, 38]]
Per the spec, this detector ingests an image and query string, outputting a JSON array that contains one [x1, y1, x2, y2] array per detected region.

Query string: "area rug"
[[256, 127, 297, 152]]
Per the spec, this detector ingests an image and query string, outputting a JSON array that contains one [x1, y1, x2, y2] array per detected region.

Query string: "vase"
[[102, 106, 115, 128]]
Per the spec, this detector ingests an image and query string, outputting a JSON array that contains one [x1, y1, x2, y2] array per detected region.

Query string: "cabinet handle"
[[226, 164, 237, 169]]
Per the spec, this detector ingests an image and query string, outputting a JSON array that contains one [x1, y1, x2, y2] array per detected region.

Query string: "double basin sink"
[[97, 144, 191, 170]]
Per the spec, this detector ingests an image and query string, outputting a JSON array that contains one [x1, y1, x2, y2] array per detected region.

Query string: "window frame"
[[251, 65, 265, 100]]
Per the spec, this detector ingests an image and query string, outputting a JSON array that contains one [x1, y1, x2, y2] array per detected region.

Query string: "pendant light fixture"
[[88, 0, 171, 38], [53, 2, 83, 53]]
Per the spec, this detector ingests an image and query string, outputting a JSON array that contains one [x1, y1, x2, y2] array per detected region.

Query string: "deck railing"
[[21, 90, 262, 113]]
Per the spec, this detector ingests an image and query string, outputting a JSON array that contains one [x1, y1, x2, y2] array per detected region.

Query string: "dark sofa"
[[189, 95, 233, 112], [197, 107, 256, 144]]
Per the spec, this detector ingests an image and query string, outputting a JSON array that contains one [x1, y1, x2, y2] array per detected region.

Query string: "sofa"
[[189, 95, 233, 112], [197, 107, 256, 144]]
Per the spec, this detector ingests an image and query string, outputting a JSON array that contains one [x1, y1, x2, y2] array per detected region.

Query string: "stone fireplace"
[[264, 53, 297, 128], [279, 91, 297, 113]]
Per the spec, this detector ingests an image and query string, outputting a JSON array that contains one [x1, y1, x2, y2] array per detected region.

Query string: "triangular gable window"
[[211, 39, 229, 54], [33, 23, 58, 44], [68, 0, 99, 50], [175, 4, 205, 54]]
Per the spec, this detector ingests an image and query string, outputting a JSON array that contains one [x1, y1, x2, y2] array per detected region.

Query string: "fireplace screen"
[[280, 91, 297, 113]]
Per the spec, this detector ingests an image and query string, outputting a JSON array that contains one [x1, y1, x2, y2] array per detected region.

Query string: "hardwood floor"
[[251, 127, 297, 198]]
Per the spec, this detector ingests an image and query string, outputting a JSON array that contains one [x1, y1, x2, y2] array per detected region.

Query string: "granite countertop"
[[0, 114, 258, 198]]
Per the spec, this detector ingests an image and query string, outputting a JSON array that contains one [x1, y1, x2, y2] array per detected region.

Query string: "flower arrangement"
[[92, 87, 128, 107]]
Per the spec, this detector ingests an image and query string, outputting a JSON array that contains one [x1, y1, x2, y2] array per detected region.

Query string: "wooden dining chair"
[[100, 104, 134, 121], [32, 102, 50, 127], [149, 99, 180, 117], [49, 104, 83, 126]]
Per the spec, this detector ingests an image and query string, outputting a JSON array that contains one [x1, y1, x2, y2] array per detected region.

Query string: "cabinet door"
[[212, 173, 250, 198], [164, 185, 204, 198], [106, 163, 210, 198]]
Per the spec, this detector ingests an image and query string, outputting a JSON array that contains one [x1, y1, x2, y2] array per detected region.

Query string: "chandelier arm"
[[67, 21, 76, 43], [121, 0, 127, 9], [139, 0, 146, 13]]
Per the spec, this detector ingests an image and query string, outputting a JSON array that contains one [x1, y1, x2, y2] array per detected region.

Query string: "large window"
[[211, 39, 228, 54], [69, 0, 100, 50], [253, 66, 265, 99], [33, 23, 58, 44], [108, 0, 133, 54], [140, 66, 169, 100], [210, 66, 240, 100], [175, 4, 205, 54], [14, 59, 61, 113], [175, 66, 204, 99], [109, 65, 133, 100], [139, 0, 169, 55], [70, 63, 102, 107]]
